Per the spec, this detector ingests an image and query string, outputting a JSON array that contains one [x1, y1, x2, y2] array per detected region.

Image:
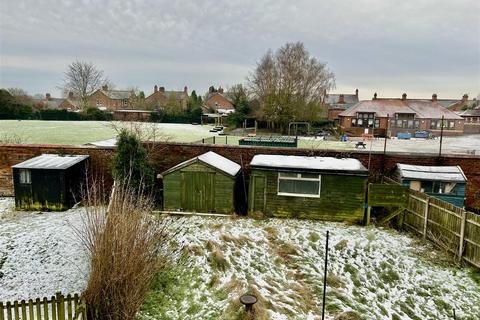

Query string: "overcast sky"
[[0, 0, 479, 100]]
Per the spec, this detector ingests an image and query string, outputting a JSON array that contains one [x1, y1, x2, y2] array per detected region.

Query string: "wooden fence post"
[[423, 197, 430, 239], [458, 210, 467, 262], [0, 302, 4, 320], [56, 292, 65, 320]]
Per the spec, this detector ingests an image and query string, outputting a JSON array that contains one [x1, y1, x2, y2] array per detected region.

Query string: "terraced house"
[[338, 93, 465, 137], [88, 85, 136, 110]]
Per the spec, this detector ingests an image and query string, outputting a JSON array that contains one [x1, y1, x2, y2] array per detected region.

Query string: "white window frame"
[[19, 169, 31, 184], [277, 172, 321, 198]]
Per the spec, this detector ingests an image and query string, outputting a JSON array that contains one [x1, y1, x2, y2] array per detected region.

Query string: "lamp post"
[[438, 115, 445, 158]]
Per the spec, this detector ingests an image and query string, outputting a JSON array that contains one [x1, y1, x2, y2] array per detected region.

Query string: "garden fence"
[[0, 292, 87, 320], [402, 189, 480, 269]]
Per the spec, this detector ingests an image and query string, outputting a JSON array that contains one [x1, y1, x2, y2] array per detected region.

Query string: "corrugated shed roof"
[[162, 151, 241, 177], [339, 99, 463, 119], [12, 154, 89, 170], [250, 155, 367, 174], [397, 164, 467, 182]]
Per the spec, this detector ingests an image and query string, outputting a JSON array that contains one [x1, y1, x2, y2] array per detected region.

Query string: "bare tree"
[[248, 42, 335, 132], [61, 60, 107, 109]]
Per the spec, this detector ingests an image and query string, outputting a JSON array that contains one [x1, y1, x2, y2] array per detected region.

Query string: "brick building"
[[458, 108, 480, 134], [325, 89, 359, 122], [338, 93, 465, 137], [88, 85, 136, 111], [144, 85, 189, 110], [34, 92, 80, 111], [202, 87, 235, 114]]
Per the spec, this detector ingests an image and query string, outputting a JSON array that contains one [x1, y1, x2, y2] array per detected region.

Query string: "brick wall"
[[1, 143, 479, 210]]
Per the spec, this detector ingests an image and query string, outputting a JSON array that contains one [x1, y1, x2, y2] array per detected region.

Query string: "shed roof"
[[397, 164, 467, 182], [250, 155, 368, 175], [162, 151, 241, 177], [12, 154, 89, 170]]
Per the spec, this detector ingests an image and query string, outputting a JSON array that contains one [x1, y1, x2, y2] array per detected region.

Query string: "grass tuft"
[[208, 248, 230, 272]]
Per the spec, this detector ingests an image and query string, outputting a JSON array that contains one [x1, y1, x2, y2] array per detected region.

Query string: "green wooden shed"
[[162, 151, 242, 214], [12, 154, 89, 211], [248, 154, 368, 221]]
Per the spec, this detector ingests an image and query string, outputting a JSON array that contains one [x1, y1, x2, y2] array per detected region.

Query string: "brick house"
[[144, 85, 189, 110], [34, 93, 80, 111], [458, 107, 480, 134], [88, 85, 136, 110], [338, 93, 465, 137], [325, 89, 359, 122], [203, 87, 235, 114]]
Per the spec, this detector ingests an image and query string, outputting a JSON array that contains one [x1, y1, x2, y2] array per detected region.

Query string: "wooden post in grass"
[[423, 197, 430, 239], [321, 230, 329, 320], [458, 211, 466, 261]]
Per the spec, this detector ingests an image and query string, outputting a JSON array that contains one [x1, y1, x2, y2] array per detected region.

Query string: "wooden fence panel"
[[402, 188, 480, 269], [0, 293, 84, 320]]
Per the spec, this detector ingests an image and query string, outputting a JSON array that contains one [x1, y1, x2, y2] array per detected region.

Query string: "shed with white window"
[[248, 154, 368, 221], [395, 164, 467, 207], [12, 154, 89, 211]]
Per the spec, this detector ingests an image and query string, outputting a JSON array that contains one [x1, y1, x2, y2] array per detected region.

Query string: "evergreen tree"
[[112, 129, 154, 191]]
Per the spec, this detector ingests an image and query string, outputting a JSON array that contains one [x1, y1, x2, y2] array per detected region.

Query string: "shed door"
[[181, 171, 215, 212], [250, 175, 266, 213]]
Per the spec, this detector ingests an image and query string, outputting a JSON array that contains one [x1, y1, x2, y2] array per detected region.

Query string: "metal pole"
[[383, 114, 389, 154], [438, 115, 444, 157], [321, 230, 329, 320]]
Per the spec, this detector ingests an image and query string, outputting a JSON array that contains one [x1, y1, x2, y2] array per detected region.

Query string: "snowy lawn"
[[1, 198, 479, 319]]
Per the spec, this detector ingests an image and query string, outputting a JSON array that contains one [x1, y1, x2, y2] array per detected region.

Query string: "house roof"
[[397, 164, 467, 182], [250, 155, 368, 175], [162, 151, 241, 177], [12, 154, 89, 170], [325, 94, 359, 105], [145, 90, 188, 101], [101, 90, 133, 100], [339, 99, 463, 119], [458, 108, 480, 117]]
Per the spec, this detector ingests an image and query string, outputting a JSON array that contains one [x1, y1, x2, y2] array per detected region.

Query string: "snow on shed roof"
[[250, 155, 368, 174], [162, 151, 241, 177], [397, 164, 467, 182], [12, 154, 89, 170]]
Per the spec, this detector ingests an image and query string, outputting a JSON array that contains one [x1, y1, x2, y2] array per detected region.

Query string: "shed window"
[[278, 172, 321, 198], [19, 169, 31, 184]]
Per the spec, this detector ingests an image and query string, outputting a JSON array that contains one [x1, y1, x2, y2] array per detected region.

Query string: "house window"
[[96, 99, 100, 106], [421, 181, 451, 194], [278, 172, 321, 198], [448, 121, 455, 129], [351, 113, 378, 128], [123, 99, 128, 107], [430, 120, 442, 130], [19, 169, 31, 184]]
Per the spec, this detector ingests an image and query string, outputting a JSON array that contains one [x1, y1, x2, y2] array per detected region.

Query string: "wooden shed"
[[248, 154, 368, 221], [162, 151, 242, 214], [395, 164, 467, 207], [12, 154, 89, 211]]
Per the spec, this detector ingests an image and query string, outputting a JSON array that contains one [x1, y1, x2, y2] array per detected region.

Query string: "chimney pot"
[[338, 94, 345, 103], [159, 87, 165, 93], [462, 94, 468, 102], [154, 85, 158, 93], [432, 93, 437, 102], [68, 91, 74, 99], [355, 89, 359, 97], [46, 93, 51, 100], [402, 93, 407, 100], [219, 87, 224, 94], [373, 93, 377, 100], [184, 86, 188, 94], [102, 85, 108, 91]]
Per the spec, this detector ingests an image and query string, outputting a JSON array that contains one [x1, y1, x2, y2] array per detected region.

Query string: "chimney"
[[462, 94, 469, 102], [373, 93, 377, 100], [154, 85, 158, 93], [402, 93, 407, 100], [355, 89, 359, 97], [184, 86, 188, 94], [338, 94, 345, 103], [102, 85, 108, 91], [218, 87, 224, 94], [159, 86, 165, 93], [68, 91, 74, 99], [46, 93, 51, 100], [432, 93, 437, 102]]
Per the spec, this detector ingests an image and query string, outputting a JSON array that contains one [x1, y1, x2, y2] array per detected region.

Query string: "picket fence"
[[0, 292, 87, 320], [403, 188, 480, 269]]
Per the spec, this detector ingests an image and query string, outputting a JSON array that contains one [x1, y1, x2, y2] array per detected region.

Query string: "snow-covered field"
[[1, 198, 479, 319]]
